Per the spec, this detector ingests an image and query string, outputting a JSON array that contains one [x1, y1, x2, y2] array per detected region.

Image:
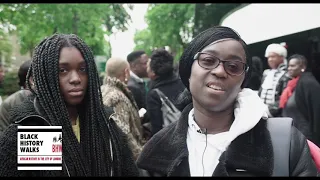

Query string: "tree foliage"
[[0, 28, 12, 65], [0, 4, 132, 57], [193, 3, 242, 37], [133, 28, 154, 56], [134, 4, 195, 61], [133, 4, 242, 61]]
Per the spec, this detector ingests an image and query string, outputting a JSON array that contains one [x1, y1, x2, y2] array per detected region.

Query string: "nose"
[[69, 71, 81, 84], [210, 62, 228, 78]]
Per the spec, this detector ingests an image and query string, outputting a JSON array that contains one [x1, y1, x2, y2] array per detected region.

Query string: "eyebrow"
[[59, 61, 86, 66], [203, 49, 244, 62]]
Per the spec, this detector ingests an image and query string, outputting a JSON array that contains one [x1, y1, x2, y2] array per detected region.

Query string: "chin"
[[66, 98, 85, 107], [201, 96, 235, 112]]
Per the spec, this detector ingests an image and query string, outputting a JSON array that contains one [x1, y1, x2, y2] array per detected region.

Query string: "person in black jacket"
[[0, 60, 33, 135], [146, 49, 186, 136], [0, 34, 138, 177], [137, 26, 317, 176], [247, 56, 263, 91], [281, 54, 320, 146], [126, 50, 149, 110]]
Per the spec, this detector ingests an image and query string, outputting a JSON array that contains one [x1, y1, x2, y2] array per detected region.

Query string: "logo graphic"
[[17, 126, 62, 170], [53, 134, 62, 143]]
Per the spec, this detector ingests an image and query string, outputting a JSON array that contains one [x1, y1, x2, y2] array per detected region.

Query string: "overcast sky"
[[109, 4, 149, 60]]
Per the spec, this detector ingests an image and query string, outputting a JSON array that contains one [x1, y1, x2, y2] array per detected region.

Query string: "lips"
[[68, 88, 84, 96], [206, 82, 226, 91]]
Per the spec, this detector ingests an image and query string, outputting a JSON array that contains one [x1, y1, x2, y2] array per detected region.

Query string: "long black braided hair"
[[25, 34, 122, 176]]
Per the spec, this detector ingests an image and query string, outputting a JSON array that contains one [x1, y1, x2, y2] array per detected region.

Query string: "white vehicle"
[[220, 3, 320, 69]]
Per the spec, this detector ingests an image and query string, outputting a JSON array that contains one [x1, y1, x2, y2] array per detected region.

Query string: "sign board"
[[17, 126, 62, 170]]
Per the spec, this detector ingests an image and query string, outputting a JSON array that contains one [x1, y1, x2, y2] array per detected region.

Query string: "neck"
[[131, 70, 140, 77], [193, 104, 234, 134], [67, 106, 78, 125]]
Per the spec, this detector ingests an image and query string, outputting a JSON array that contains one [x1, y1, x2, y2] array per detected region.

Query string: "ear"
[[124, 67, 130, 77]]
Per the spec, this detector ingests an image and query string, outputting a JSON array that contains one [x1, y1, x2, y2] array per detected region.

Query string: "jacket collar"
[[137, 103, 273, 176], [150, 73, 180, 89], [130, 71, 144, 83]]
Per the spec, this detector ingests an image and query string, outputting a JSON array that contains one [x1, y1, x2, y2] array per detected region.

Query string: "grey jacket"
[[0, 89, 31, 134]]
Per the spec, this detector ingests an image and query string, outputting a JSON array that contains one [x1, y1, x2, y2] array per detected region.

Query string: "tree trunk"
[[53, 26, 58, 33], [72, 11, 79, 35], [29, 43, 34, 58], [29, 48, 33, 58]]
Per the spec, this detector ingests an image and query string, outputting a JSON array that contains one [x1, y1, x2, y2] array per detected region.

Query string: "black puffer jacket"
[[137, 104, 318, 176], [0, 96, 139, 177], [146, 74, 185, 136]]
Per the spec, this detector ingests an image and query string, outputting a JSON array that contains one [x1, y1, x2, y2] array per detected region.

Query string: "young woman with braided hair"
[[0, 34, 138, 176]]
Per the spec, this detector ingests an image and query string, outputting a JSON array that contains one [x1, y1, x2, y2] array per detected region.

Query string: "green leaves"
[[133, 4, 242, 62], [134, 4, 195, 61], [0, 4, 131, 57]]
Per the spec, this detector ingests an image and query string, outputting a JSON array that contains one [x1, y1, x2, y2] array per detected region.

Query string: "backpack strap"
[[267, 117, 293, 176], [154, 88, 176, 111]]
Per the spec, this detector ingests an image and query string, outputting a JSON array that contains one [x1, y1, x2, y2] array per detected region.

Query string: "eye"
[[202, 57, 218, 65], [226, 63, 239, 69], [225, 61, 243, 73], [79, 67, 87, 72], [59, 68, 67, 73]]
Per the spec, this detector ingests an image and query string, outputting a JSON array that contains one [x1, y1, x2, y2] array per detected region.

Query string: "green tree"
[[0, 4, 132, 57], [193, 3, 242, 37], [0, 29, 12, 65], [133, 28, 154, 56], [134, 4, 195, 61]]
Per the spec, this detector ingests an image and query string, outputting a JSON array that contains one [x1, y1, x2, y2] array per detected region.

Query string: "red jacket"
[[307, 140, 320, 171]]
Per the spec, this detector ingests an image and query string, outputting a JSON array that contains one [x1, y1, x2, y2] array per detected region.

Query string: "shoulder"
[[101, 85, 126, 104], [299, 72, 320, 86], [263, 69, 271, 76], [146, 89, 161, 104], [289, 126, 318, 175], [0, 91, 22, 109], [127, 78, 139, 87], [296, 72, 320, 96], [280, 72, 291, 80], [140, 121, 177, 152]]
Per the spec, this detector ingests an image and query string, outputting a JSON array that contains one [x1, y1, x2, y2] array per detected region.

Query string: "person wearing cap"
[[136, 26, 317, 177], [258, 43, 291, 117]]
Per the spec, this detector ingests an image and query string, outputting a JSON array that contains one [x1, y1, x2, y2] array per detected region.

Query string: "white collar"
[[188, 88, 269, 151], [130, 71, 144, 83]]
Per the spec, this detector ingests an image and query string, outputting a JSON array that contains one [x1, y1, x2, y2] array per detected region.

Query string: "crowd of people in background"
[[0, 26, 319, 177]]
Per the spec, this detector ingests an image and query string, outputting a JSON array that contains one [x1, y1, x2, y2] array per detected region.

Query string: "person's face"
[[288, 58, 304, 78], [146, 59, 156, 80], [267, 52, 284, 69], [189, 39, 246, 112], [133, 54, 148, 78], [59, 47, 88, 107]]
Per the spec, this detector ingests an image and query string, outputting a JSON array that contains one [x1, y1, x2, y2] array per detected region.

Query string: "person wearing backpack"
[[137, 26, 317, 176], [146, 49, 186, 136]]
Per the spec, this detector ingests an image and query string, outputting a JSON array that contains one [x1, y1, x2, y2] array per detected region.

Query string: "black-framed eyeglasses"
[[193, 52, 249, 76]]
